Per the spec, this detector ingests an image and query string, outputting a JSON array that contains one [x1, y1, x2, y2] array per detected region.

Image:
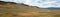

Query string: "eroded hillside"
[[0, 1, 41, 17]]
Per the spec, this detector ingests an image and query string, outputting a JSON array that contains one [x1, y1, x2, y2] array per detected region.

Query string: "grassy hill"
[[0, 1, 41, 17], [1, 1, 60, 17]]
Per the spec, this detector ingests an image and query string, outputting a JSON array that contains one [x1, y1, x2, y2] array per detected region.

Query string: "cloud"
[[1, 0, 60, 8]]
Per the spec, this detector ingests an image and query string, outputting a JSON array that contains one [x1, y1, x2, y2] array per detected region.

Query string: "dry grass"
[[7, 12, 40, 17], [1, 1, 60, 17], [0, 1, 40, 17]]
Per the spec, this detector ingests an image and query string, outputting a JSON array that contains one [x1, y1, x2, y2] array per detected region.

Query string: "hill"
[[0, 1, 41, 17], [0, 1, 60, 17]]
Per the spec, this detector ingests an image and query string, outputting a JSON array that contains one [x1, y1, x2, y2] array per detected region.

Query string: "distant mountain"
[[48, 7, 60, 10]]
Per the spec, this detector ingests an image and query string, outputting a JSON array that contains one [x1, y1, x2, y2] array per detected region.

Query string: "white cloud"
[[1, 0, 60, 8]]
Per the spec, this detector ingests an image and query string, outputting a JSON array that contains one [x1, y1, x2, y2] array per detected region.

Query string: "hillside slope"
[[0, 1, 41, 17]]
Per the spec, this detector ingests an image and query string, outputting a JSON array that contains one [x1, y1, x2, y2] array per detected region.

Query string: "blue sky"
[[1, 0, 60, 8]]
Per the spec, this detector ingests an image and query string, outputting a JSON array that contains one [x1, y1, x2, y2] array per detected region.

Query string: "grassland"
[[0, 2, 42, 17], [0, 1, 60, 17]]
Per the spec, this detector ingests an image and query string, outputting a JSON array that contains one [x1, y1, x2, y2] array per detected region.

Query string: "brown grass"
[[6, 12, 40, 17]]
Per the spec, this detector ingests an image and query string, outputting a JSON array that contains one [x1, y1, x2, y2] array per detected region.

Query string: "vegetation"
[[0, 1, 60, 17], [0, 1, 41, 17]]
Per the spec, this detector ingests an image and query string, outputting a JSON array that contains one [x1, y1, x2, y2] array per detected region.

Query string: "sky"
[[1, 0, 60, 8]]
